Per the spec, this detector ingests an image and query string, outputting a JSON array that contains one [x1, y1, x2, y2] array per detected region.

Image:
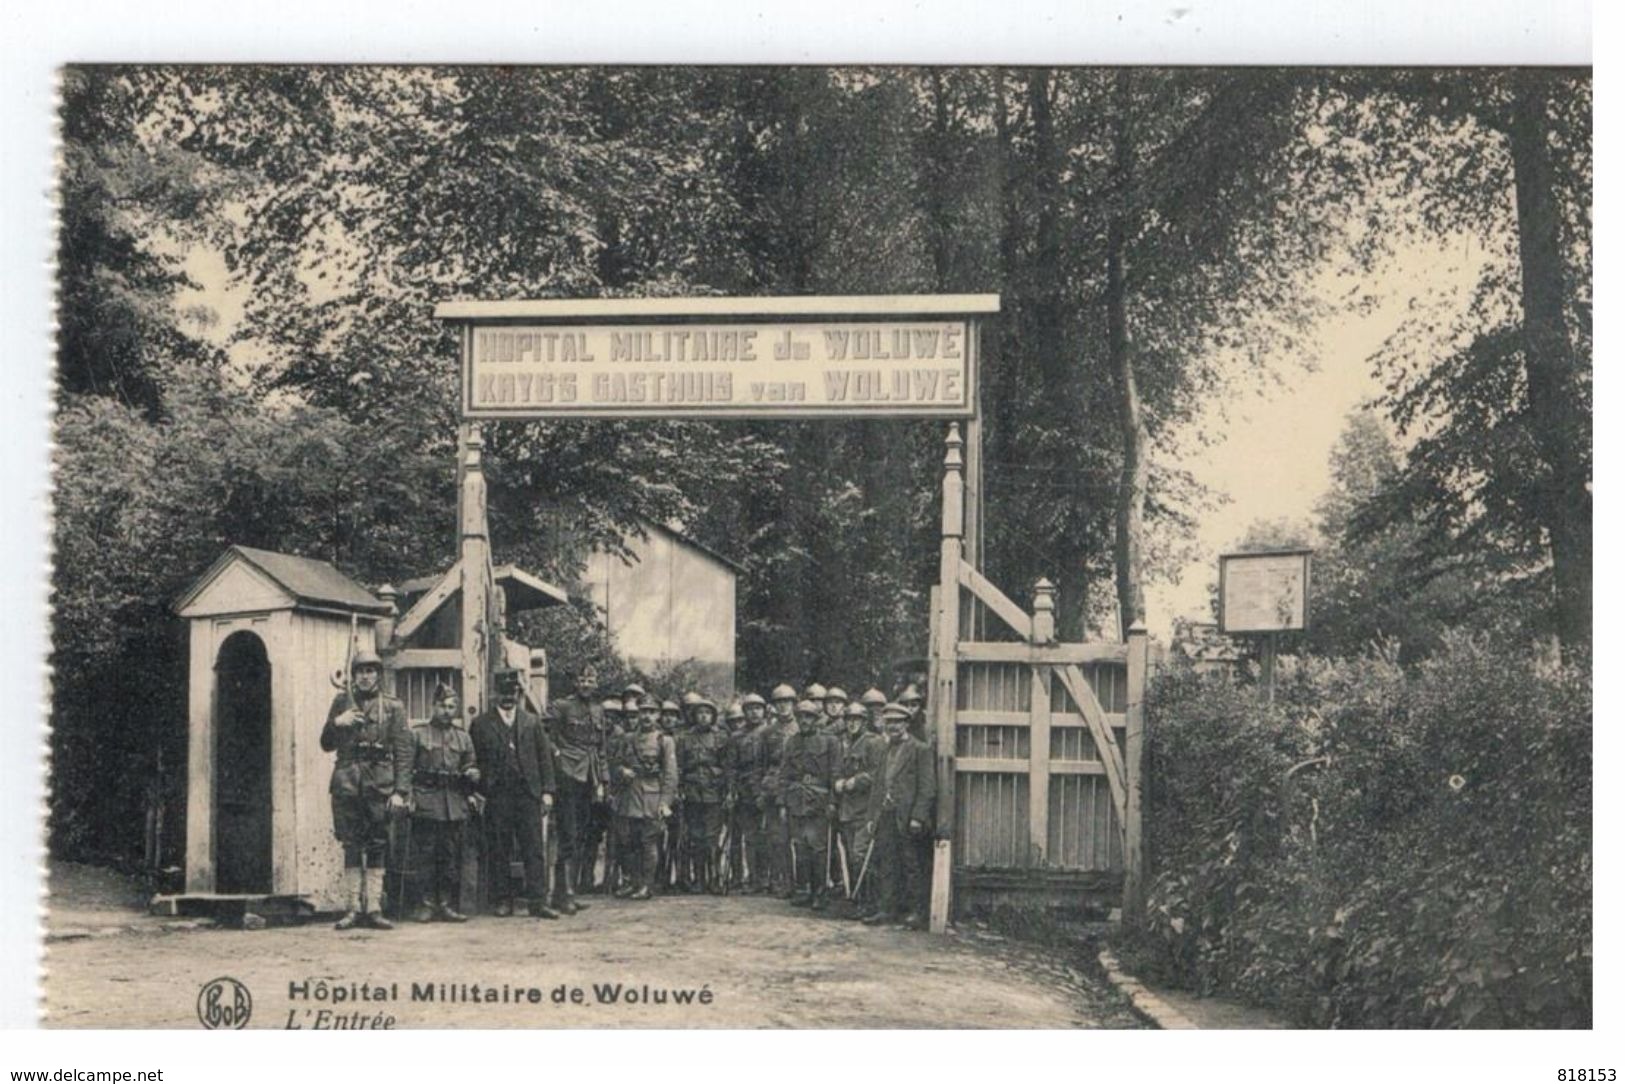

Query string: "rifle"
[[835, 831, 852, 899], [851, 835, 877, 899], [715, 822, 730, 896]]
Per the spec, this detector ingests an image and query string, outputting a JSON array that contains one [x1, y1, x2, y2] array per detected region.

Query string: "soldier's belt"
[[415, 769, 466, 788]]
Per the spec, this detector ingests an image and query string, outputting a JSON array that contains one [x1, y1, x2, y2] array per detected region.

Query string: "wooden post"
[[1259, 632, 1277, 705], [1028, 578, 1056, 868], [1123, 620, 1149, 925], [375, 583, 399, 697], [459, 424, 493, 722], [928, 423, 965, 934]]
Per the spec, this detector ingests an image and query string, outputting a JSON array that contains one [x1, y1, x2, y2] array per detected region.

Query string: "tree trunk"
[[1108, 71, 1149, 641], [1507, 72, 1592, 658]]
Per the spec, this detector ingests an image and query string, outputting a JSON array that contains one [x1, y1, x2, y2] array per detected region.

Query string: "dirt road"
[[45, 894, 1144, 1029]]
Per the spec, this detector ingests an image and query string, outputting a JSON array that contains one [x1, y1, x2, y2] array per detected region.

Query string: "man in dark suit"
[[862, 702, 937, 930], [471, 668, 561, 920]]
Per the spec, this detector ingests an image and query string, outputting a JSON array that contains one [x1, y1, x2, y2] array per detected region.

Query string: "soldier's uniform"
[[859, 687, 888, 734], [545, 680, 606, 913], [761, 685, 799, 896], [319, 652, 412, 929], [833, 702, 884, 909], [677, 698, 732, 894], [722, 702, 749, 889], [864, 704, 937, 929], [731, 694, 771, 894], [609, 700, 678, 900], [408, 708, 479, 922], [780, 700, 838, 910]]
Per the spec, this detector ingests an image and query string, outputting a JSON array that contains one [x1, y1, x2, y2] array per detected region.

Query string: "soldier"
[[762, 683, 799, 897], [678, 695, 731, 894], [470, 669, 561, 920], [805, 682, 828, 704], [544, 664, 605, 915], [722, 701, 748, 888], [862, 703, 937, 930], [659, 699, 684, 736], [780, 698, 838, 911], [732, 692, 770, 894], [602, 695, 627, 738], [833, 701, 883, 913], [898, 683, 928, 743], [408, 684, 480, 923], [896, 682, 935, 919], [859, 687, 888, 734], [823, 686, 849, 727], [609, 695, 677, 900], [320, 647, 412, 931]]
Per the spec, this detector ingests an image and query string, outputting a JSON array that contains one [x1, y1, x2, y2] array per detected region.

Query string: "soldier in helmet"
[[779, 699, 838, 910], [823, 686, 849, 728], [660, 699, 684, 736], [762, 684, 799, 897], [732, 692, 770, 894], [407, 683, 480, 922], [898, 684, 928, 743], [608, 695, 677, 900], [804, 682, 828, 705], [678, 695, 732, 894], [320, 647, 412, 930], [833, 701, 884, 913], [543, 664, 606, 915], [470, 669, 561, 920], [722, 701, 748, 889], [602, 696, 627, 738], [859, 687, 888, 734]]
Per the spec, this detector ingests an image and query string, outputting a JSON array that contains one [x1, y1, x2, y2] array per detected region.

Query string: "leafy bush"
[[1125, 633, 1591, 1027]]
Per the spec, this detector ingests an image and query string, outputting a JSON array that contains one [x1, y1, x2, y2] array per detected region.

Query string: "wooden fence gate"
[[927, 424, 1149, 933]]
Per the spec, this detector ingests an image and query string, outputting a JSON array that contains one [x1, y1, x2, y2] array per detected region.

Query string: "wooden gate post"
[[928, 424, 965, 934], [1123, 620, 1149, 925]]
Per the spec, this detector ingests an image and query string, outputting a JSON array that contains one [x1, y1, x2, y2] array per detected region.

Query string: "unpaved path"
[[45, 894, 1144, 1029]]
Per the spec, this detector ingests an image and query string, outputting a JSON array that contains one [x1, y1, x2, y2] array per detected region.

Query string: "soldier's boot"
[[528, 897, 561, 920], [411, 904, 435, 923], [554, 860, 586, 914], [334, 911, 361, 930], [334, 870, 364, 929], [361, 868, 392, 928]]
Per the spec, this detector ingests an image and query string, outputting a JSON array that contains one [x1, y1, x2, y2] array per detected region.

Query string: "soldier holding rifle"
[[780, 698, 838, 911], [677, 694, 732, 894], [320, 647, 412, 931], [833, 700, 883, 916], [610, 695, 678, 900]]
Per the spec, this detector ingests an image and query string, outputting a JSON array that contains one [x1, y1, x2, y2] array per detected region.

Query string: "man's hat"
[[660, 699, 681, 714], [495, 667, 523, 692], [795, 699, 820, 717], [844, 702, 868, 719], [691, 695, 717, 712], [771, 683, 798, 702], [898, 683, 925, 705], [859, 687, 887, 707], [601, 696, 624, 713], [881, 702, 912, 720], [741, 692, 766, 708], [805, 682, 828, 701], [351, 647, 383, 671], [825, 686, 848, 702], [433, 680, 458, 703]]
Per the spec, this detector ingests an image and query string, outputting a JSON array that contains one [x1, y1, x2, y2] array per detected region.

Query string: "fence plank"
[[957, 561, 1033, 640], [959, 641, 1129, 664], [1054, 664, 1127, 826], [1028, 664, 1051, 868]]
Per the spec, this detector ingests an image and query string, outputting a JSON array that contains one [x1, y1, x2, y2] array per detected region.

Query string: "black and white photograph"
[[24, 42, 1593, 1040]]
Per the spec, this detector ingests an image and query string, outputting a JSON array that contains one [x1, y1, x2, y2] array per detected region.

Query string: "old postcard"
[[40, 62, 1590, 1032]]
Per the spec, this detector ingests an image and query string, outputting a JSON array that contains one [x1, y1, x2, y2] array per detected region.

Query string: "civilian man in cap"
[[779, 698, 838, 910], [609, 694, 677, 900], [470, 668, 561, 920], [896, 682, 935, 919], [898, 684, 928, 743], [762, 684, 799, 897], [833, 701, 883, 914], [321, 647, 412, 930], [544, 664, 605, 914], [678, 695, 731, 893], [863, 702, 936, 930], [859, 687, 888, 735], [732, 693, 771, 894], [408, 683, 480, 922]]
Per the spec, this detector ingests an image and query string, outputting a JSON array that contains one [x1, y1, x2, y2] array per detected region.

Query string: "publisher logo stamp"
[[197, 976, 253, 1029]]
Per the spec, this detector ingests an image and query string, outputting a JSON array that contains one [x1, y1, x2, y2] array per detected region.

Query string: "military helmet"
[[660, 699, 681, 714], [601, 696, 624, 713], [805, 682, 828, 701], [726, 701, 746, 721], [638, 694, 661, 711], [692, 695, 718, 713], [794, 699, 820, 717], [681, 691, 704, 707], [770, 683, 797, 702], [882, 702, 912, 720], [623, 682, 648, 701], [741, 692, 767, 708], [824, 686, 848, 702], [351, 647, 383, 671], [899, 683, 925, 705], [859, 687, 887, 707], [844, 702, 868, 719]]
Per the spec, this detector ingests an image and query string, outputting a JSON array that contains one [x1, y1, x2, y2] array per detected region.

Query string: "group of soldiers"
[[321, 656, 938, 931]]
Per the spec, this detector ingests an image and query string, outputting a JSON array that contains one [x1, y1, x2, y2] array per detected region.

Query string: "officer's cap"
[[770, 683, 798, 702], [844, 702, 868, 719], [825, 686, 848, 702], [794, 699, 820, 717], [351, 648, 383, 671], [882, 702, 912, 720], [899, 684, 925, 705], [805, 682, 828, 701], [741, 692, 766, 708], [859, 687, 887, 707]]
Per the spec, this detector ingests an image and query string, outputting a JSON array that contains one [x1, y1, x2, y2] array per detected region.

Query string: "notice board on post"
[[1218, 549, 1313, 634], [435, 295, 998, 420]]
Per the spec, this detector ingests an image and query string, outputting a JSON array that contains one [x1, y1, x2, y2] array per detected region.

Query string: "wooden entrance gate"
[[927, 424, 1148, 932]]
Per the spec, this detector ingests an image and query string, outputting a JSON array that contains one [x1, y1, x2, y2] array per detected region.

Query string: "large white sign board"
[[438, 295, 998, 420], [1218, 549, 1312, 634]]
